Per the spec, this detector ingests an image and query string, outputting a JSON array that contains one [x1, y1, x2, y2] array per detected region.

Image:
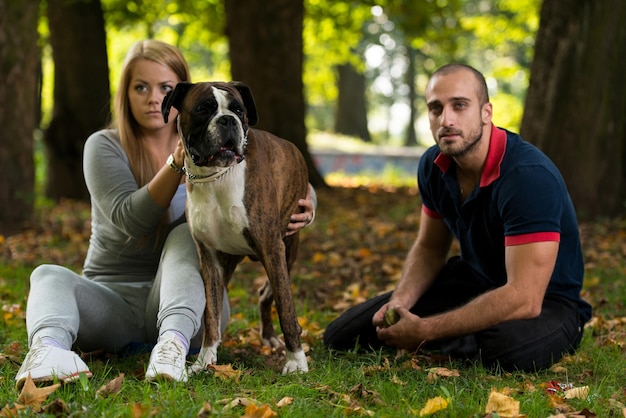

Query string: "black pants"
[[323, 257, 585, 372]]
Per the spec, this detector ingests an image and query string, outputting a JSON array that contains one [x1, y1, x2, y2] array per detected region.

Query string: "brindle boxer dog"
[[162, 81, 309, 374]]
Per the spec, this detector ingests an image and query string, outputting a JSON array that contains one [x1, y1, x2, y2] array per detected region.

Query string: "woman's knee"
[[161, 224, 199, 266], [30, 264, 80, 288]]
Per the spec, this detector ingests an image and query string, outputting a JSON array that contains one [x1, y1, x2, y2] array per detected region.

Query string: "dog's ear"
[[162, 82, 193, 123], [229, 81, 258, 126]]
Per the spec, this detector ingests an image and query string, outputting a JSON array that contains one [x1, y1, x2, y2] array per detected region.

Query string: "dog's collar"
[[184, 157, 245, 184]]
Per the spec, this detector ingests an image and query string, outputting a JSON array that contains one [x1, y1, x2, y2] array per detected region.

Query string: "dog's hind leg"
[[258, 280, 282, 348]]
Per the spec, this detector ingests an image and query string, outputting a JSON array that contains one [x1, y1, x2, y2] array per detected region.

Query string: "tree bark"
[[44, 0, 110, 200], [334, 63, 371, 142], [404, 45, 417, 147], [0, 0, 39, 235], [521, 0, 626, 219], [224, 0, 327, 188]]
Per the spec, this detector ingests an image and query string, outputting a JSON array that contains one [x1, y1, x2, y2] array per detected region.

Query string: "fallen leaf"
[[485, 390, 521, 418], [243, 403, 277, 418], [220, 397, 253, 410], [1, 403, 26, 416], [419, 396, 449, 416], [40, 398, 69, 415], [196, 401, 213, 417], [547, 393, 573, 413], [566, 408, 597, 417], [207, 364, 242, 381], [130, 402, 155, 418], [276, 397, 293, 407], [96, 373, 124, 398], [343, 405, 375, 416], [17, 374, 61, 409], [564, 386, 589, 400], [426, 367, 460, 383], [349, 383, 384, 406], [0, 353, 20, 365], [549, 365, 568, 374]]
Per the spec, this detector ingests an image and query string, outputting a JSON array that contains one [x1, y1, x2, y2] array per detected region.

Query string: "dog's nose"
[[218, 115, 237, 127], [218, 116, 240, 140]]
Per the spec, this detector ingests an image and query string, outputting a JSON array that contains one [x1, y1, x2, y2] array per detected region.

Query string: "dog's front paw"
[[282, 349, 309, 374], [188, 344, 219, 375]]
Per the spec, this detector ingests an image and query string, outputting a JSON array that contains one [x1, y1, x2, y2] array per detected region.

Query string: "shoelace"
[[21, 345, 49, 369], [154, 339, 184, 366]]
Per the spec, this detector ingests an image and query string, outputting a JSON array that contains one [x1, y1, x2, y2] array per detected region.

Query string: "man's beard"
[[438, 123, 484, 157]]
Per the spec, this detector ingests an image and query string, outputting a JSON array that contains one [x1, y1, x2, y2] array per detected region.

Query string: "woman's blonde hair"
[[112, 40, 191, 186]]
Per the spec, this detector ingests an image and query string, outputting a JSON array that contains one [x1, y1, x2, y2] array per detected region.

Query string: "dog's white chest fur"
[[186, 161, 252, 255]]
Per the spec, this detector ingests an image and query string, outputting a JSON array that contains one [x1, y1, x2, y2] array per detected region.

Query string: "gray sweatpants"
[[25, 223, 229, 353]]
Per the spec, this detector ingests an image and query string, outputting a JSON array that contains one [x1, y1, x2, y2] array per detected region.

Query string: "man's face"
[[425, 70, 492, 157]]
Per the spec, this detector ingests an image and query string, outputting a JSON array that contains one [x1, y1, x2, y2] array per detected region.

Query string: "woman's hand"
[[285, 184, 315, 236], [173, 139, 185, 169]]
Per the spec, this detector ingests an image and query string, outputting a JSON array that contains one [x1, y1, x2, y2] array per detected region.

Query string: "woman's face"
[[128, 59, 179, 132]]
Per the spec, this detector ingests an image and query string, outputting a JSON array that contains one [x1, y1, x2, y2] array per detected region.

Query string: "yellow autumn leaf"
[[130, 402, 154, 418], [311, 252, 325, 263], [419, 396, 449, 416], [564, 386, 589, 400], [207, 363, 242, 381], [243, 403, 277, 418], [485, 390, 521, 418], [356, 247, 372, 258]]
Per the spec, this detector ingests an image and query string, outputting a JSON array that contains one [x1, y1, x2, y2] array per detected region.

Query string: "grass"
[[1, 182, 626, 417]]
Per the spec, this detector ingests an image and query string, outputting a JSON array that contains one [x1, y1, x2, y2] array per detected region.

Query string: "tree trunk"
[[404, 45, 417, 147], [520, 0, 626, 219], [44, 0, 110, 200], [224, 0, 327, 188], [0, 0, 39, 235], [334, 63, 371, 142]]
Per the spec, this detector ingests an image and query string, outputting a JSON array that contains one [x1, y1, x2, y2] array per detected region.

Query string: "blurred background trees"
[[1, 0, 625, 235]]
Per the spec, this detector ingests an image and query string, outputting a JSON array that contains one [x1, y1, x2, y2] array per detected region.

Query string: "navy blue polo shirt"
[[418, 124, 591, 322]]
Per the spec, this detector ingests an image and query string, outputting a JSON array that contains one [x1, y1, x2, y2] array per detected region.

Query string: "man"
[[323, 63, 591, 371]]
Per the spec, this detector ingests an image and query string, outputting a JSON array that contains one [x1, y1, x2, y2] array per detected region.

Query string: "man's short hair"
[[431, 63, 490, 106]]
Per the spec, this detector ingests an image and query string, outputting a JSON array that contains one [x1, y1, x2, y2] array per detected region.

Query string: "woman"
[[15, 39, 315, 387]]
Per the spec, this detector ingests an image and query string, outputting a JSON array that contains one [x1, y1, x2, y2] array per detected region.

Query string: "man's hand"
[[375, 306, 427, 351]]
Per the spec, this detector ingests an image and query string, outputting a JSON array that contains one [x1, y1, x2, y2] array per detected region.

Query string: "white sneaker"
[[145, 336, 188, 382], [15, 345, 92, 389]]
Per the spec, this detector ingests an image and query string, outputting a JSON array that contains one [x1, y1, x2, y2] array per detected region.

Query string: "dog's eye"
[[231, 106, 244, 118], [195, 103, 214, 117]]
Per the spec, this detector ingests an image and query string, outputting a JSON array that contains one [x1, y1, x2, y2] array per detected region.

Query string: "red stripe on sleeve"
[[505, 232, 560, 246], [421, 205, 443, 219]]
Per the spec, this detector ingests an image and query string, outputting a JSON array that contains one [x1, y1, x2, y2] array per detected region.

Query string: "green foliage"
[[491, 92, 525, 131], [304, 0, 374, 105], [36, 0, 541, 142], [103, 0, 231, 85]]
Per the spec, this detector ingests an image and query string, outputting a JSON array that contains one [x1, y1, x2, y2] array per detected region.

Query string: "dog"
[[162, 81, 309, 374]]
